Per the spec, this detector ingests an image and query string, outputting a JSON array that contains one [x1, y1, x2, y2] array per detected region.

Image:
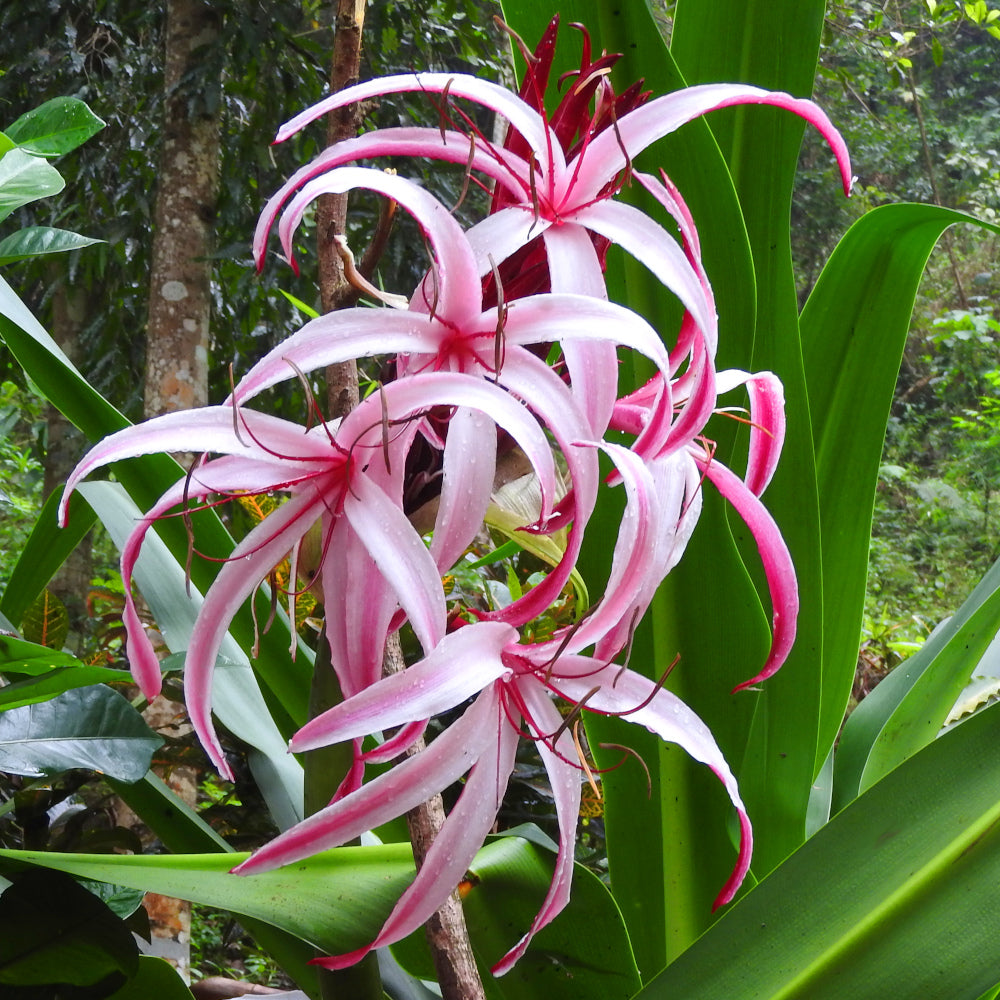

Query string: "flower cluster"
[[62, 18, 851, 975]]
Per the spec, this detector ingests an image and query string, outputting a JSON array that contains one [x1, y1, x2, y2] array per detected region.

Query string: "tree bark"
[[138, 0, 222, 977], [144, 0, 222, 417]]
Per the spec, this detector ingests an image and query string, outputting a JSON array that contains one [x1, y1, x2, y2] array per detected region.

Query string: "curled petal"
[[229, 309, 444, 406], [477, 353, 599, 626], [576, 82, 853, 203], [343, 476, 448, 657], [185, 490, 321, 778], [553, 660, 751, 907], [274, 73, 565, 182], [715, 370, 786, 496], [541, 225, 617, 435], [275, 167, 483, 325], [697, 456, 798, 689], [59, 408, 332, 526], [113, 455, 327, 701], [568, 200, 717, 358], [316, 691, 519, 971], [254, 127, 529, 269], [430, 406, 497, 573]]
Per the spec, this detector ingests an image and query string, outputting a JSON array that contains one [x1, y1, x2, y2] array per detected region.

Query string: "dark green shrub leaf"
[[0, 686, 161, 781]]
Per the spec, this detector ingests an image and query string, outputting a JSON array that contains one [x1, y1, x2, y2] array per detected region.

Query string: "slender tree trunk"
[[139, 0, 221, 977], [144, 0, 222, 417]]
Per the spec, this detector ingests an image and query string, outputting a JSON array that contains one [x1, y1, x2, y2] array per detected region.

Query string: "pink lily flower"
[[59, 372, 561, 778], [251, 36, 852, 363], [237, 166, 683, 623], [233, 444, 749, 975], [239, 166, 675, 440]]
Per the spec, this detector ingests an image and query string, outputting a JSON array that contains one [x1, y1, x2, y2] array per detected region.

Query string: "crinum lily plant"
[[61, 17, 851, 977]]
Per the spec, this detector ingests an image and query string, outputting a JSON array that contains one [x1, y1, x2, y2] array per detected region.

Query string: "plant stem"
[[383, 636, 488, 1000]]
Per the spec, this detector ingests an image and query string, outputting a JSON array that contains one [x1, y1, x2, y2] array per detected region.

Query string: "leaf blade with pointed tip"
[[0, 686, 161, 780], [5, 96, 106, 157]]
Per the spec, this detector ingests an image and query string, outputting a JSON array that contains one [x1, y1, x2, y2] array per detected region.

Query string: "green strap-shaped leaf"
[[834, 552, 1000, 809], [803, 204, 1000, 793], [0, 846, 416, 962], [634, 699, 1000, 1000], [0, 487, 96, 627]]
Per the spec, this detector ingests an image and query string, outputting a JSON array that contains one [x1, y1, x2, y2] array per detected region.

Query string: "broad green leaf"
[[834, 553, 1000, 808], [5, 96, 106, 157], [0, 845, 417, 961], [463, 835, 640, 1000], [0, 148, 64, 222], [0, 869, 138, 987], [107, 956, 196, 1000], [635, 699, 1000, 1000], [802, 204, 1000, 780], [0, 225, 103, 265], [0, 133, 14, 158], [0, 685, 160, 780]]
